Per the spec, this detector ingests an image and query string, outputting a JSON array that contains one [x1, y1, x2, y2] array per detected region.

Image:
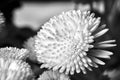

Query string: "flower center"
[[69, 31, 94, 55]]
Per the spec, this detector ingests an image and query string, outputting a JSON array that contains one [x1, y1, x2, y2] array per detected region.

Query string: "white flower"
[[0, 47, 29, 60], [0, 12, 4, 24], [38, 70, 70, 80], [24, 36, 37, 61], [34, 10, 116, 75], [0, 12, 5, 31], [0, 57, 34, 80]]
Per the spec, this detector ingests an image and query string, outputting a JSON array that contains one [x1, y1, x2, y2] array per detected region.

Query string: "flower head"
[[0, 47, 29, 60], [0, 57, 34, 80], [24, 36, 37, 61], [34, 10, 116, 75], [0, 12, 5, 25], [38, 70, 70, 80], [0, 12, 5, 32]]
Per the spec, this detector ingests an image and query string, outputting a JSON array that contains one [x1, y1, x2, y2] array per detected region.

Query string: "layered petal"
[[34, 10, 116, 75], [0, 47, 29, 60], [0, 57, 34, 80], [37, 70, 70, 80]]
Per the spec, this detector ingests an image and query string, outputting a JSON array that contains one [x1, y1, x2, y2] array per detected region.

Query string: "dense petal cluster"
[[0, 12, 34, 80], [0, 47, 29, 60], [38, 70, 70, 80], [34, 10, 116, 75], [0, 57, 33, 80]]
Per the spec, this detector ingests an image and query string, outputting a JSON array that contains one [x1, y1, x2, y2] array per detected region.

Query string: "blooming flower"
[[24, 36, 37, 61], [38, 70, 70, 80], [0, 57, 34, 80], [34, 10, 116, 75], [0, 12, 5, 32], [0, 12, 4, 25], [0, 47, 29, 60]]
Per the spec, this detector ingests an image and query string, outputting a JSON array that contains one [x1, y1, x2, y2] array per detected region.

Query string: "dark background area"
[[0, 0, 120, 80]]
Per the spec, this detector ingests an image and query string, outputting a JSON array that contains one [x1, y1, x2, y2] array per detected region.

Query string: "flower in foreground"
[[34, 10, 116, 75], [0, 57, 34, 80], [0, 47, 29, 60], [38, 70, 70, 80]]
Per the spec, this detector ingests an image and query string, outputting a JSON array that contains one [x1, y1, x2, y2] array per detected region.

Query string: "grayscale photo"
[[0, 0, 119, 80]]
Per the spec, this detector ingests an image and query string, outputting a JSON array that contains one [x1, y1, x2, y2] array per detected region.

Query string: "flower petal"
[[90, 57, 105, 65], [38, 70, 70, 80], [89, 50, 113, 58], [59, 65, 66, 73], [94, 29, 109, 38], [90, 18, 101, 32], [98, 40, 116, 44], [95, 43, 116, 48], [93, 24, 106, 33], [65, 65, 71, 75]]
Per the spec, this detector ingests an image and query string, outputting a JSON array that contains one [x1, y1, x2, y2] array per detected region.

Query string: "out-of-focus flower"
[[0, 12, 5, 25], [0, 12, 7, 39], [0, 12, 5, 32], [13, 2, 75, 31], [34, 10, 116, 75], [103, 69, 120, 80], [24, 36, 37, 61], [38, 70, 70, 80], [0, 47, 29, 60], [0, 57, 34, 80]]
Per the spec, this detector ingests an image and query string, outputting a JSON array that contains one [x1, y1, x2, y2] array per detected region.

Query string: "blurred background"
[[0, 0, 120, 80]]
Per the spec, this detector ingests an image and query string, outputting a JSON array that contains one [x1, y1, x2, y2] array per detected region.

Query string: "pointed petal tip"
[[94, 28, 109, 38], [70, 71, 74, 75], [76, 69, 81, 73], [106, 51, 113, 55], [95, 44, 117, 48], [92, 57, 105, 65], [101, 24, 106, 28], [98, 40, 116, 45], [40, 65, 44, 69], [88, 68, 92, 71], [40, 64, 49, 69], [98, 17, 101, 20], [94, 65, 99, 68], [82, 71, 87, 74], [114, 44, 117, 46]]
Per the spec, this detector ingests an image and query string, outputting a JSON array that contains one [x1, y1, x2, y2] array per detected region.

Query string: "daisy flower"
[[34, 10, 116, 75], [0, 47, 29, 60], [0, 57, 34, 80], [38, 70, 70, 80], [0, 12, 5, 25], [0, 12, 5, 32], [24, 36, 37, 61]]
